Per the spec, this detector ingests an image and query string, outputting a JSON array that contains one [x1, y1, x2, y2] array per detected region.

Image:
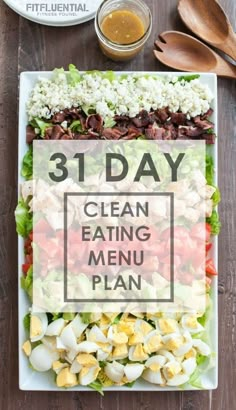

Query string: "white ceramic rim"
[[18, 71, 218, 391]]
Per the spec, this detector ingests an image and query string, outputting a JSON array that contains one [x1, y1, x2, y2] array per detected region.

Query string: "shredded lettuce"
[[70, 120, 83, 132], [15, 199, 32, 237], [178, 74, 200, 82], [112, 313, 123, 325], [63, 312, 75, 321], [206, 154, 214, 186], [81, 312, 92, 324], [21, 146, 33, 180], [89, 380, 104, 395], [21, 266, 33, 299], [23, 313, 31, 331], [29, 118, 52, 137], [125, 380, 136, 388], [104, 118, 116, 128], [207, 210, 221, 235], [68, 64, 82, 85], [212, 186, 221, 206]]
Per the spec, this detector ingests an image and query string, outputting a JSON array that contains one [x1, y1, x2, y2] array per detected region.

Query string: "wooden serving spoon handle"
[[213, 50, 236, 78]]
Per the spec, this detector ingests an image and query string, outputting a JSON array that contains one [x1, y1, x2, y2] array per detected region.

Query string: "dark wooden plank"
[[0, 0, 234, 408], [0, 3, 19, 410]]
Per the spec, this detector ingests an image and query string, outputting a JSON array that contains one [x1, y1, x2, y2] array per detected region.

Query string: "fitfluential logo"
[[26, 3, 89, 13]]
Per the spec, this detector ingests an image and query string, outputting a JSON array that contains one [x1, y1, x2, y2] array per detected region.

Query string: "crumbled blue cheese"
[[27, 73, 213, 121]]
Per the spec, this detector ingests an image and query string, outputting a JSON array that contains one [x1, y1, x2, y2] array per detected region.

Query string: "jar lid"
[[3, 0, 103, 26]]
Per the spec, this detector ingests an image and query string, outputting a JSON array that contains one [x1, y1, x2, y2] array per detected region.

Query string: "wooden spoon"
[[153, 31, 236, 79], [178, 0, 236, 60]]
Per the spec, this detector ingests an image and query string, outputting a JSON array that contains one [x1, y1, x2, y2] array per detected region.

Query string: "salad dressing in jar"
[[95, 0, 152, 61]]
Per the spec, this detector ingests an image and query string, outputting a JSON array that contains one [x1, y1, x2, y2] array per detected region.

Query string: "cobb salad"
[[16, 67, 220, 393]]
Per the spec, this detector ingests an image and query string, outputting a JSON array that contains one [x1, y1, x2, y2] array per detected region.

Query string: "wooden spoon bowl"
[[154, 31, 236, 79], [178, 0, 236, 60]]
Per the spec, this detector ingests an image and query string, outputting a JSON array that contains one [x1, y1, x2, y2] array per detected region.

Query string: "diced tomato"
[[191, 223, 211, 243], [34, 219, 53, 234], [206, 242, 212, 253], [22, 263, 31, 275], [206, 258, 217, 275]]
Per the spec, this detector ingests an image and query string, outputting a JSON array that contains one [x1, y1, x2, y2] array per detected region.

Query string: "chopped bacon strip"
[[26, 107, 216, 144]]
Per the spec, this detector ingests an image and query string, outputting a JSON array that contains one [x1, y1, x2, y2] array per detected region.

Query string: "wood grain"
[[0, 0, 235, 408]]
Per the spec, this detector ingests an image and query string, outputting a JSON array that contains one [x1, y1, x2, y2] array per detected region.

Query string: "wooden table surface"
[[0, 0, 235, 409]]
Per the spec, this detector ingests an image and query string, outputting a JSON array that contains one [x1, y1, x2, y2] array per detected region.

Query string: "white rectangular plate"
[[18, 71, 218, 391]]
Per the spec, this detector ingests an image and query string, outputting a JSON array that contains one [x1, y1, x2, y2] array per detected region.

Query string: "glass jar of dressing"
[[95, 0, 152, 61]]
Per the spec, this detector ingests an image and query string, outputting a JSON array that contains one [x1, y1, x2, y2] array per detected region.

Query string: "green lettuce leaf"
[[88, 380, 104, 396], [21, 146, 33, 180], [68, 64, 82, 85], [207, 210, 221, 235], [206, 154, 214, 186], [104, 118, 116, 128], [70, 120, 83, 132], [21, 266, 33, 299], [23, 313, 31, 331], [178, 74, 200, 82], [125, 380, 136, 388], [63, 312, 76, 321], [29, 118, 52, 137], [81, 312, 92, 324], [212, 186, 221, 206], [15, 199, 32, 237]]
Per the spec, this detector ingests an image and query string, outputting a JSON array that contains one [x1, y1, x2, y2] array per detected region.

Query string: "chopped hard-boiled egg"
[[30, 344, 59, 372], [128, 332, 144, 346], [77, 341, 99, 353], [181, 314, 204, 334], [112, 343, 128, 360], [79, 365, 100, 386], [158, 318, 179, 334], [52, 360, 69, 374], [23, 308, 212, 389], [57, 367, 78, 388], [22, 340, 32, 356], [45, 318, 65, 336], [124, 363, 144, 382], [144, 330, 163, 354], [163, 361, 182, 380], [30, 313, 48, 342], [76, 353, 98, 367], [105, 361, 125, 383], [129, 343, 149, 362]]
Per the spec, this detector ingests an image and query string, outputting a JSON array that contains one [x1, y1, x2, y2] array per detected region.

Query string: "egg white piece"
[[124, 364, 144, 382], [145, 355, 167, 369], [71, 314, 89, 338], [166, 374, 189, 386], [181, 314, 204, 334], [56, 336, 67, 350], [192, 339, 211, 356], [158, 349, 175, 362], [142, 369, 163, 385], [79, 366, 100, 386], [88, 325, 108, 343], [76, 341, 99, 353], [45, 318, 65, 336], [30, 344, 59, 372], [65, 349, 79, 364], [105, 361, 125, 383], [129, 345, 148, 362], [70, 359, 83, 374], [30, 313, 48, 343], [60, 323, 78, 351], [173, 331, 193, 356], [97, 345, 112, 361], [163, 360, 182, 381], [41, 336, 57, 351], [182, 358, 197, 376]]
